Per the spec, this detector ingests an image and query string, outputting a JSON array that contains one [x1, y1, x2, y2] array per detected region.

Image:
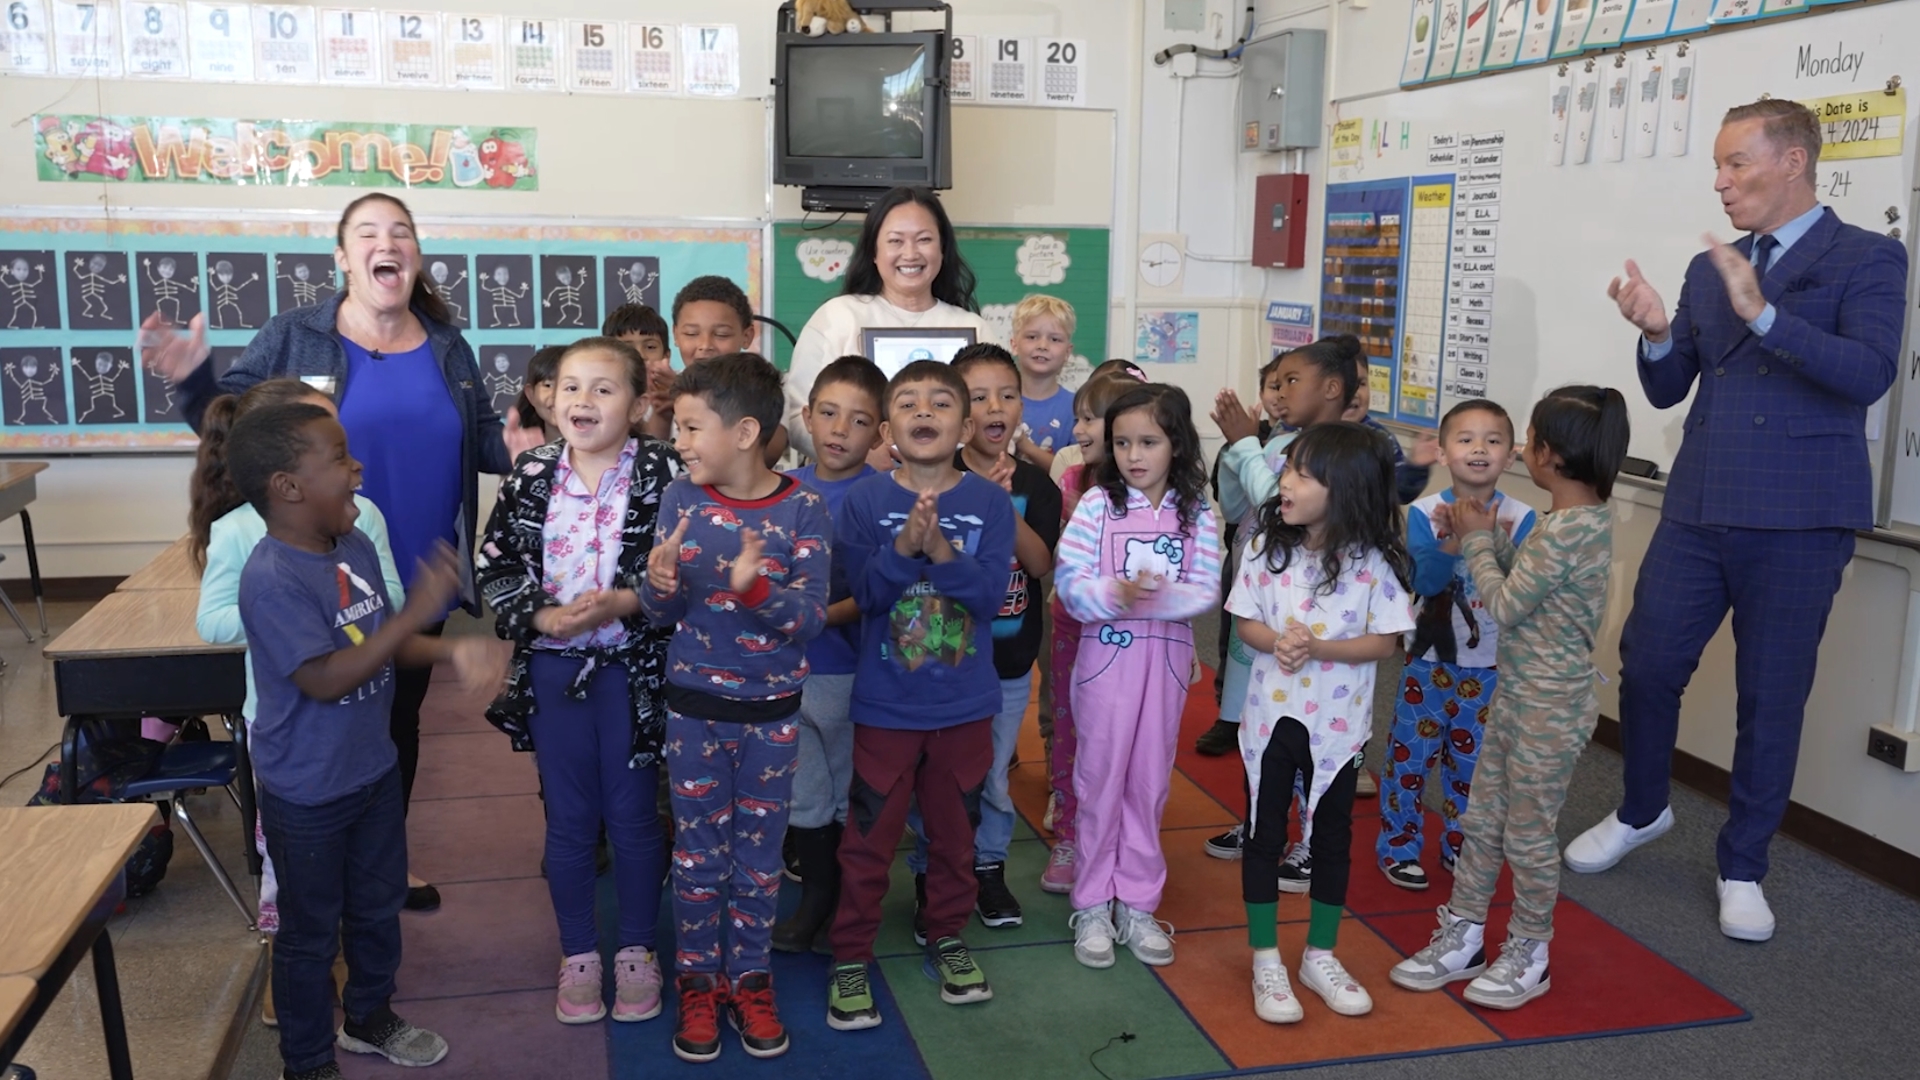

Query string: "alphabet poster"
[[0, 211, 760, 451]]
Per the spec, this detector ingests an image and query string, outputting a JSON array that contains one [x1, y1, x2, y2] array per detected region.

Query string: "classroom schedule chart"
[[1321, 179, 1426, 426]]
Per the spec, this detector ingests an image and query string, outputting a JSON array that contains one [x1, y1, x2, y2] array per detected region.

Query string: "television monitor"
[[774, 30, 952, 202]]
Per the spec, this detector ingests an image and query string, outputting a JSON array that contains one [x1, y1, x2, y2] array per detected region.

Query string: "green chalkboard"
[[770, 222, 1110, 377]]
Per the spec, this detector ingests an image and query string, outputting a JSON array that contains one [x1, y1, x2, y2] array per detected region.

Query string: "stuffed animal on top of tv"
[[796, 0, 876, 35]]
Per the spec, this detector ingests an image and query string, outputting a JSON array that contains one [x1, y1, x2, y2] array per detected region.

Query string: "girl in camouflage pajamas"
[[1390, 386, 1629, 1011]]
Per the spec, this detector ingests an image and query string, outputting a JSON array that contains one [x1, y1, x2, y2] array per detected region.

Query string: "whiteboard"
[[1329, 3, 1915, 515]]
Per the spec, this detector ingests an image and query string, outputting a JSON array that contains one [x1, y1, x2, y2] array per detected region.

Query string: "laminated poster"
[[1454, 0, 1496, 77], [1547, 62, 1574, 165], [1403, 0, 1437, 85], [1426, 0, 1467, 82], [1516, 0, 1559, 66], [1481, 0, 1529, 72], [1600, 56, 1632, 161], [1581, 0, 1634, 49], [1634, 50, 1665, 157], [1550, 0, 1594, 59], [1570, 61, 1601, 164]]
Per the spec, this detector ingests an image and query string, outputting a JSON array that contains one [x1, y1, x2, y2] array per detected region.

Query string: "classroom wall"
[[0, 0, 1127, 578], [1128, 0, 1912, 857]]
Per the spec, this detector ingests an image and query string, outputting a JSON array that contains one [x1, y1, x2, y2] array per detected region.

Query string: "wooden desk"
[[0, 460, 49, 639], [0, 804, 160, 1080], [0, 977, 33, 1047], [115, 536, 199, 592]]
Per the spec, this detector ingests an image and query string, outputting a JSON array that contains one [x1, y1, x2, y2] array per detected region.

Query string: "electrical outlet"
[[1867, 724, 1920, 772]]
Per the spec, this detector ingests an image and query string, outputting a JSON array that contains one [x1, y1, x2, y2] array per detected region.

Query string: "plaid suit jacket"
[[1640, 207, 1907, 530]]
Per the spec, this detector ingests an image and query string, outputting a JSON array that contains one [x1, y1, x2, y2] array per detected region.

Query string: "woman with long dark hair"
[[142, 192, 541, 914], [783, 186, 998, 459]]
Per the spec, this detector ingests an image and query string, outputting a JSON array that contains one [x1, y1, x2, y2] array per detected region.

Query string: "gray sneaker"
[[1462, 935, 1549, 1010], [1069, 903, 1118, 969], [336, 1008, 449, 1068], [1113, 903, 1175, 966], [1390, 905, 1487, 991]]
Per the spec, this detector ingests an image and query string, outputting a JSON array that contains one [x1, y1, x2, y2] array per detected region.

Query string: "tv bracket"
[[774, 0, 956, 213]]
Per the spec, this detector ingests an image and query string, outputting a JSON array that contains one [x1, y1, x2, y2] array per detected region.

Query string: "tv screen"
[[785, 43, 930, 160]]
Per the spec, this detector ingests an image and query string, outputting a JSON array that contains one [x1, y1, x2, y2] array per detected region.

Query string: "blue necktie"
[[1751, 233, 1780, 274]]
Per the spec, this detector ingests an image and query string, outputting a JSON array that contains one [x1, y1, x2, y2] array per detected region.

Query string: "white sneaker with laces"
[[1298, 952, 1372, 1016], [1389, 905, 1487, 991], [1563, 807, 1674, 874], [1716, 878, 1775, 942], [1114, 903, 1175, 966], [1251, 963, 1303, 1024], [1463, 935, 1550, 1010], [1069, 904, 1117, 969]]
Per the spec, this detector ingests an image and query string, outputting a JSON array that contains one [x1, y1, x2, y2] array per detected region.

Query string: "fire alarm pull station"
[[1254, 174, 1310, 269]]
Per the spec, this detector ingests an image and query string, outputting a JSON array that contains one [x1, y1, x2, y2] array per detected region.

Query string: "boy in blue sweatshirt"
[[641, 353, 830, 1064], [825, 360, 1016, 1030]]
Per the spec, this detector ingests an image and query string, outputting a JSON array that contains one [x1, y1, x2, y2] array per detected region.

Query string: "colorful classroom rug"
[[343, 668, 1746, 1080]]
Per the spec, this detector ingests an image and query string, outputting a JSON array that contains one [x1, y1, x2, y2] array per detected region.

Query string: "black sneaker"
[[403, 884, 441, 912], [1276, 843, 1312, 894], [1384, 860, 1429, 891], [1194, 719, 1239, 757], [973, 863, 1023, 928], [336, 1007, 448, 1067], [782, 829, 802, 883], [1204, 824, 1245, 860], [911, 872, 928, 946], [281, 1066, 342, 1080]]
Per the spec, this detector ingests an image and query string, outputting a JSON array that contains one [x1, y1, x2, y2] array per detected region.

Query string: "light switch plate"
[[1165, 0, 1207, 32]]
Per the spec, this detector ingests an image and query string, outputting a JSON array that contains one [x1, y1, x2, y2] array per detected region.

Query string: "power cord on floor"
[[0, 741, 57, 789], [1088, 1030, 1137, 1080]]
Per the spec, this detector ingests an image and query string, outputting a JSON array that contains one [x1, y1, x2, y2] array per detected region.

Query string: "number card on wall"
[[3, 0, 54, 74], [1038, 37, 1085, 107], [252, 4, 315, 82], [626, 21, 674, 93], [123, 2, 188, 77], [567, 19, 617, 92], [681, 23, 737, 96], [507, 16, 558, 91], [382, 10, 438, 86], [444, 12, 499, 89], [318, 8, 376, 85], [54, 0, 122, 77], [949, 33, 976, 101], [186, 2, 249, 81], [987, 36, 1031, 104]]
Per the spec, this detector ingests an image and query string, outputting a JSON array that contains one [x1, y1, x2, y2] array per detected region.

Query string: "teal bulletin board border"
[[0, 213, 760, 452], [770, 222, 1110, 376]]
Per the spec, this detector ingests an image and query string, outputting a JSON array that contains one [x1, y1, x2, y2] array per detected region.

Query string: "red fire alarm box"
[[1254, 173, 1310, 269]]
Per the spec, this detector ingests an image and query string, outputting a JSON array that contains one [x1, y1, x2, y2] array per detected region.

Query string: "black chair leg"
[[91, 930, 134, 1080]]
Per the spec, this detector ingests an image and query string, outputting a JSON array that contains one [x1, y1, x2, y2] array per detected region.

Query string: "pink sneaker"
[[611, 945, 663, 1022], [556, 952, 606, 1024], [1040, 841, 1076, 894]]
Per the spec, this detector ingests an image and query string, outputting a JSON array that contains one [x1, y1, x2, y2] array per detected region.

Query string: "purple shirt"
[[538, 438, 638, 650]]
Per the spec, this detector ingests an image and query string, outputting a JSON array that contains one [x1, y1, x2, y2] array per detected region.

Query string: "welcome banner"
[[33, 115, 538, 191]]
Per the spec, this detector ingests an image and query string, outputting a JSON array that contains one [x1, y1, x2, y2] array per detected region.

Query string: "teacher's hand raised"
[[1606, 260, 1670, 343], [139, 310, 210, 382], [1700, 232, 1767, 323]]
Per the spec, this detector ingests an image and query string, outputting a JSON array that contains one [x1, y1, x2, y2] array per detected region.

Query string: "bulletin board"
[[0, 209, 760, 452], [769, 222, 1110, 382]]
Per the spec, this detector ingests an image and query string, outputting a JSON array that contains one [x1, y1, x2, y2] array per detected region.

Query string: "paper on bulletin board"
[[1332, 118, 1365, 167], [1516, 0, 1558, 66], [1666, 45, 1695, 156], [1454, 0, 1495, 78], [1798, 88, 1906, 161], [1634, 50, 1666, 157], [1668, 0, 1715, 32], [1600, 56, 1632, 161], [1570, 62, 1601, 164], [186, 3, 252, 82], [1267, 301, 1317, 356], [1547, 62, 1573, 165], [681, 24, 739, 96], [1479, 0, 1527, 73], [1403, 0, 1437, 85], [1625, 0, 1677, 39], [1582, 0, 1633, 49], [1550, 0, 1596, 59], [1136, 310, 1200, 365], [121, 1, 190, 79], [1425, 0, 1466, 82], [1, 0, 53, 74]]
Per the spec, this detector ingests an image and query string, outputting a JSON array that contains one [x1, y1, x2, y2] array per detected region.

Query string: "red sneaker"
[[672, 973, 726, 1063], [727, 971, 789, 1059]]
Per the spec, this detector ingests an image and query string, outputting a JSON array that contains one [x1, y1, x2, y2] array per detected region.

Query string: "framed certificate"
[[861, 327, 979, 377]]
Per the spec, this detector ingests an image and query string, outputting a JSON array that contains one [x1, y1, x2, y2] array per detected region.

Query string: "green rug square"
[[873, 835, 1076, 958]]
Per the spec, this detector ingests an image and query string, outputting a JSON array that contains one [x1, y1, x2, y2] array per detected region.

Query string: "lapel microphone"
[[369, 349, 384, 361]]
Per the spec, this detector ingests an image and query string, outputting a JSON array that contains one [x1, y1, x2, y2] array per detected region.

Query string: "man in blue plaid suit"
[[1569, 99, 1907, 942]]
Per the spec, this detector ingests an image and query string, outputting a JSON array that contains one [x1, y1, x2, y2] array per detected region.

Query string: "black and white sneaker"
[[1276, 843, 1313, 894], [1384, 860, 1429, 890], [1204, 824, 1245, 860], [336, 1008, 448, 1068], [973, 863, 1023, 928]]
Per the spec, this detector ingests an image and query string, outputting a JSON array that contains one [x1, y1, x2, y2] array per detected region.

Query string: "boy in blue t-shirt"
[[231, 401, 503, 1080], [826, 361, 1016, 1030], [641, 352, 829, 1063], [773, 355, 888, 954], [1010, 294, 1077, 473]]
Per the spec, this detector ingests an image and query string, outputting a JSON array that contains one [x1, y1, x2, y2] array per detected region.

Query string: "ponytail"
[[187, 395, 245, 569], [1278, 335, 1363, 410], [187, 378, 336, 567], [1529, 385, 1631, 500]]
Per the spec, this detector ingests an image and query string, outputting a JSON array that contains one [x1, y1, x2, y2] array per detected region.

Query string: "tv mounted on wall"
[[773, 2, 954, 213]]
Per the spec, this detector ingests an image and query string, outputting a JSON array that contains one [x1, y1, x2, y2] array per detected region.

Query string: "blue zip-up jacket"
[[178, 293, 512, 613]]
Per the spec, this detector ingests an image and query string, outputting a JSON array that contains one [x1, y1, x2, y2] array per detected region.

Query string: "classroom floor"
[[2, 608, 1917, 1080]]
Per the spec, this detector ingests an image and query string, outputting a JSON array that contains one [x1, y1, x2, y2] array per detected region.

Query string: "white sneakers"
[[1716, 878, 1775, 942], [1563, 806, 1674, 874], [1251, 962, 1303, 1024], [1297, 952, 1373, 1016], [1069, 904, 1118, 969], [1114, 903, 1176, 967]]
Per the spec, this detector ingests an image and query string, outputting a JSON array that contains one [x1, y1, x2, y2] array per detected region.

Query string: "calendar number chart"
[[1038, 37, 1085, 107], [185, 1, 250, 81], [251, 4, 317, 83], [444, 11, 500, 89], [3, 0, 54, 75], [122, 1, 188, 78], [986, 36, 1031, 104], [381, 9, 439, 85], [318, 8, 378, 85], [948, 33, 976, 101], [626, 21, 674, 93], [507, 15, 559, 90], [54, 0, 122, 78], [566, 18, 618, 92]]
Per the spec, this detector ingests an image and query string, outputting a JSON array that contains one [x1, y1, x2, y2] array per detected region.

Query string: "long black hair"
[[842, 186, 980, 312], [1249, 422, 1413, 597], [1093, 383, 1209, 534], [1529, 385, 1630, 499], [335, 192, 452, 326]]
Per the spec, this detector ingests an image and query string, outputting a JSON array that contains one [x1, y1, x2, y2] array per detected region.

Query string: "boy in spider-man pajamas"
[[1377, 400, 1534, 892]]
